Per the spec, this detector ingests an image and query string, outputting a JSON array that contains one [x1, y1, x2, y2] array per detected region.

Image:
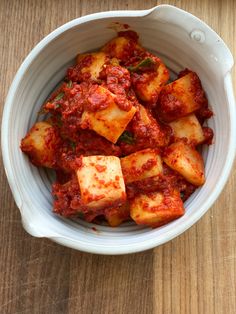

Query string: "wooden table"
[[0, 1, 235, 313]]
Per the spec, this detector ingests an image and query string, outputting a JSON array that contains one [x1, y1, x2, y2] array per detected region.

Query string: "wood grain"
[[0, 0, 235, 313]]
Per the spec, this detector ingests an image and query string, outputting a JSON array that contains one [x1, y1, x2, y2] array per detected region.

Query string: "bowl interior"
[[3, 12, 234, 254]]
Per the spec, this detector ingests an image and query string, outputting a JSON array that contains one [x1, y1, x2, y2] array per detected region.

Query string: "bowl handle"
[[19, 202, 61, 238], [144, 5, 234, 76]]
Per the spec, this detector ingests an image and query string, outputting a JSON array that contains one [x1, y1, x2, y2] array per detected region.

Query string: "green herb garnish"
[[55, 103, 61, 109], [69, 141, 76, 151], [127, 57, 157, 73], [54, 92, 65, 101], [67, 80, 73, 88], [119, 131, 135, 144], [37, 107, 48, 116], [77, 212, 84, 219], [54, 114, 63, 127]]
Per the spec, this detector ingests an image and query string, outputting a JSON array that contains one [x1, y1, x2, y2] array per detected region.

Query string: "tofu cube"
[[105, 203, 130, 227], [133, 104, 170, 147], [133, 62, 169, 103], [121, 148, 163, 184], [102, 36, 144, 61], [158, 72, 207, 122], [130, 190, 184, 227], [163, 141, 205, 186], [169, 114, 205, 145], [76, 51, 108, 81], [81, 86, 136, 143], [76, 156, 126, 209], [21, 121, 60, 168], [138, 104, 151, 125]]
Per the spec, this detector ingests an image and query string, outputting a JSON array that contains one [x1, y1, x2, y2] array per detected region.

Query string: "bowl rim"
[[2, 4, 236, 254]]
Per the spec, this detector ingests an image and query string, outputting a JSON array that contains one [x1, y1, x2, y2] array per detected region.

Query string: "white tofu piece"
[[163, 141, 205, 186], [76, 156, 126, 209], [134, 104, 169, 147], [104, 203, 130, 227], [102, 36, 144, 61], [169, 114, 204, 145], [121, 148, 163, 184], [159, 72, 207, 122], [138, 104, 153, 125], [130, 190, 184, 227], [134, 62, 169, 103], [76, 52, 108, 81], [21, 121, 59, 168], [81, 86, 136, 143]]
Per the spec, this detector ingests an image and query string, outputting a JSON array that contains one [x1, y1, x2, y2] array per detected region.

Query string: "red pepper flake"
[[95, 164, 107, 172]]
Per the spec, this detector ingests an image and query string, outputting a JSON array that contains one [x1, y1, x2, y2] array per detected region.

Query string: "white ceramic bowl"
[[2, 5, 236, 254]]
